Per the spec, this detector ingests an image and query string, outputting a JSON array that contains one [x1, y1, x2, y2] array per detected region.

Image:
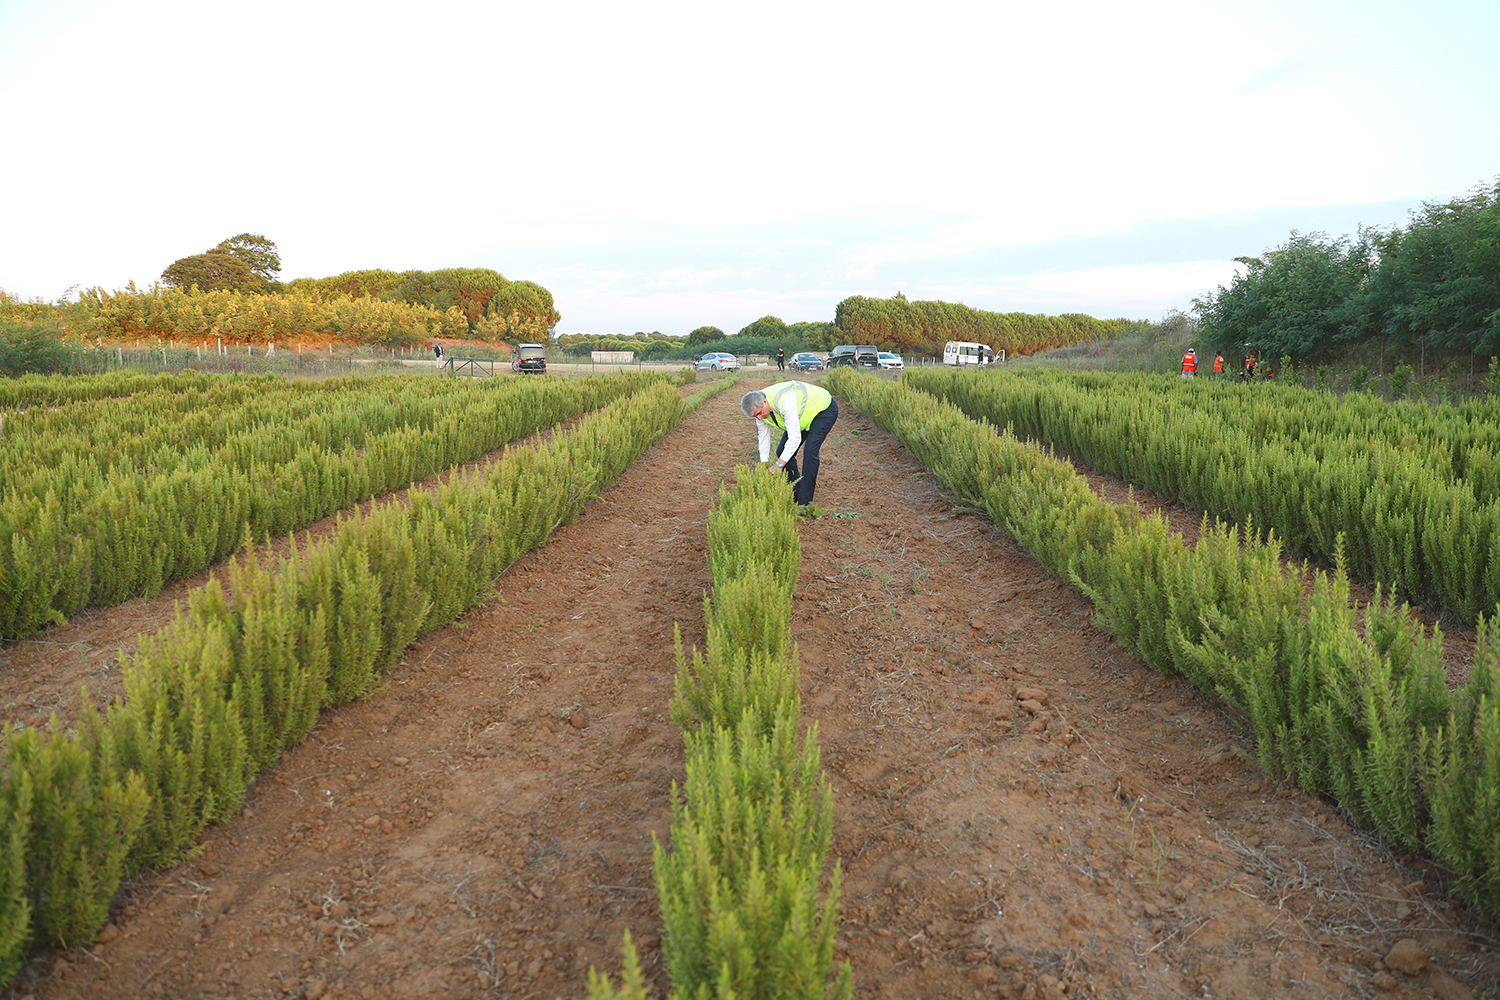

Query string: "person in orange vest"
[[1180, 348, 1197, 378], [1242, 346, 1258, 380], [1212, 351, 1224, 379]]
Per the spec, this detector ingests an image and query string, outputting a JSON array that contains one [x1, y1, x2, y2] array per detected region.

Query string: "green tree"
[[387, 268, 494, 329], [213, 233, 281, 284], [1193, 231, 1373, 359], [162, 233, 282, 293], [736, 315, 788, 339], [1359, 178, 1500, 353], [285, 269, 404, 298], [161, 232, 281, 293], [486, 278, 560, 337], [160, 252, 261, 293], [787, 321, 840, 351], [687, 325, 725, 346]]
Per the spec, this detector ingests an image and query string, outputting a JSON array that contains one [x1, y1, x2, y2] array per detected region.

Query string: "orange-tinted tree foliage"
[[834, 293, 1135, 357]]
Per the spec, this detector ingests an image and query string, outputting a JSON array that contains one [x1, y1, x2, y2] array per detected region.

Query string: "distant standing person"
[[1180, 348, 1196, 379], [1212, 351, 1224, 379], [776, 347, 786, 371], [434, 341, 444, 369], [741, 381, 839, 506]]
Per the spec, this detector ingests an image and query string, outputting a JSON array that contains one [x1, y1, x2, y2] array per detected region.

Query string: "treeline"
[[1195, 177, 1500, 360], [0, 267, 559, 349], [556, 331, 686, 358], [71, 284, 469, 347], [834, 293, 1136, 357], [555, 318, 847, 361], [285, 267, 559, 341], [728, 317, 845, 350]]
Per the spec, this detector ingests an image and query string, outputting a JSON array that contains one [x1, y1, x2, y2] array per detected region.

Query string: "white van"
[[943, 341, 997, 367]]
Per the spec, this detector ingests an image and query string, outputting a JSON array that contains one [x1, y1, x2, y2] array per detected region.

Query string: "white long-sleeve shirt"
[[756, 391, 805, 465]]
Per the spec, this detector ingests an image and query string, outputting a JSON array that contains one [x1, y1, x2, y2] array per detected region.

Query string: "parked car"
[[826, 345, 879, 368], [790, 352, 824, 371], [512, 343, 548, 374], [877, 352, 904, 370], [943, 340, 996, 367], [696, 352, 741, 372]]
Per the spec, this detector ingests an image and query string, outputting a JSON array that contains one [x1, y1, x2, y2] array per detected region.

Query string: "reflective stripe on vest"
[[766, 381, 833, 431]]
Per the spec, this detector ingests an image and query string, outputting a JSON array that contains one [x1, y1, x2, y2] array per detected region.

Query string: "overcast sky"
[[2, 0, 1496, 336]]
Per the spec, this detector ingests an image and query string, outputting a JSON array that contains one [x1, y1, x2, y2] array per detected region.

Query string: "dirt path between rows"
[[6, 378, 1499, 1000]]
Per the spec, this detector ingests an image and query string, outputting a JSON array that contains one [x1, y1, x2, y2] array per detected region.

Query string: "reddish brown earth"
[[4, 374, 1499, 1000]]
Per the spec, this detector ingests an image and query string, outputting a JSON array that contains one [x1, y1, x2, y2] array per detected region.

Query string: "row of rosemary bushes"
[[827, 367, 1500, 920], [0, 378, 722, 988], [591, 465, 851, 1000], [0, 369, 194, 408], [907, 367, 1500, 624], [0, 370, 666, 641]]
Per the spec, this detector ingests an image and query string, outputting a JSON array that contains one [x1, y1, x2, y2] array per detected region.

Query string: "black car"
[[827, 345, 879, 368], [512, 343, 548, 374], [789, 352, 824, 371]]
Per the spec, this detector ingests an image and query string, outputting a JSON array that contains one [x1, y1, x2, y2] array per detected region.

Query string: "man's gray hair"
[[740, 390, 767, 417]]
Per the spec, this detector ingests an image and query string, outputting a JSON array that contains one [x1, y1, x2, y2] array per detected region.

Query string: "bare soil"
[[5, 375, 1499, 1000]]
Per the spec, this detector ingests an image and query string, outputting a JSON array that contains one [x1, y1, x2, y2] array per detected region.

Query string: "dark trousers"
[[777, 398, 838, 505]]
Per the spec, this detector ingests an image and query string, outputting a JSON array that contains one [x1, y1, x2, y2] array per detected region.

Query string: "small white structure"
[[591, 351, 635, 364]]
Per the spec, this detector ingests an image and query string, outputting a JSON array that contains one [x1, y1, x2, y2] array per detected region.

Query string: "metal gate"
[[445, 357, 497, 377]]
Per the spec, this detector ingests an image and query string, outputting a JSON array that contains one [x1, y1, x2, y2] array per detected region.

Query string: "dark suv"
[[827, 344, 879, 368], [512, 344, 548, 374]]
